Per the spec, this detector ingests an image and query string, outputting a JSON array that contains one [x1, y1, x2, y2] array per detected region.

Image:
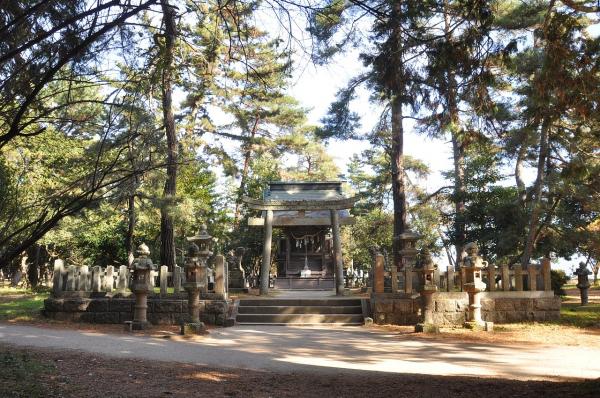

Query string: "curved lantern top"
[[186, 224, 213, 256]]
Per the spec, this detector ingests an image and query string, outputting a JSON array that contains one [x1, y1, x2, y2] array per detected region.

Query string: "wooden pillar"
[[330, 209, 344, 296], [285, 235, 291, 277], [260, 209, 273, 295]]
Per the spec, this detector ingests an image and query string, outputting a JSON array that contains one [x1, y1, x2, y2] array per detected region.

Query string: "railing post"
[[542, 258, 551, 292]]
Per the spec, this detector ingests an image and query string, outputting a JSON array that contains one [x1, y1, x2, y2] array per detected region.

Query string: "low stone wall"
[[371, 293, 420, 325], [481, 291, 561, 323], [371, 291, 560, 326], [43, 294, 232, 326]]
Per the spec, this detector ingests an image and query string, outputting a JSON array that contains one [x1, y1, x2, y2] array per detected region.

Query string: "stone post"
[[398, 230, 420, 295], [486, 265, 495, 292], [117, 265, 128, 292], [260, 209, 273, 295], [514, 264, 523, 291], [374, 253, 384, 294], [65, 265, 76, 291], [501, 264, 510, 291], [105, 266, 114, 293], [391, 260, 399, 293], [173, 265, 183, 293], [91, 266, 101, 292], [52, 259, 65, 296], [181, 225, 212, 335], [461, 242, 488, 329], [542, 258, 551, 292], [78, 266, 89, 292], [460, 268, 466, 291], [446, 266, 455, 292], [160, 265, 168, 297], [331, 209, 345, 296], [214, 254, 226, 296], [528, 264, 537, 291], [128, 243, 156, 330]]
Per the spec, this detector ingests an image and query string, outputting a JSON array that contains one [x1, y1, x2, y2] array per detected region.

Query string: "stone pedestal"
[[461, 242, 487, 329], [128, 243, 156, 331], [131, 269, 151, 330], [398, 230, 420, 294], [415, 250, 438, 333], [182, 225, 212, 335]]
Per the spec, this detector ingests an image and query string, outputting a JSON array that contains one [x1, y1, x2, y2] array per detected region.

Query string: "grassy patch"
[[153, 286, 175, 294], [0, 288, 48, 321], [558, 302, 600, 328], [0, 349, 57, 398]]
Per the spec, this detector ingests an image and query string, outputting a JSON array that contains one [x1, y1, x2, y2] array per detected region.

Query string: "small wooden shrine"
[[245, 181, 356, 295]]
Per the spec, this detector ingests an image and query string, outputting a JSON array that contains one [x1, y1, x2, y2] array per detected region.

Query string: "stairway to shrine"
[[235, 298, 365, 326]]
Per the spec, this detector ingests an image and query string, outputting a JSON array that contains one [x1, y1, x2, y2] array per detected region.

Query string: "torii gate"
[[243, 182, 357, 296]]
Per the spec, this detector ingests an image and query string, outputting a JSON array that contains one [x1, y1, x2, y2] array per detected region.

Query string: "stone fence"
[[45, 258, 232, 326], [371, 255, 560, 326], [51, 259, 226, 297], [377, 257, 552, 295]]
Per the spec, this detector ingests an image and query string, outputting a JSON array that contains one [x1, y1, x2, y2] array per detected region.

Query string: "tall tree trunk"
[[159, 0, 177, 271], [515, 141, 528, 207], [521, 117, 551, 267], [234, 117, 259, 225], [391, 96, 406, 271], [126, 193, 136, 266], [444, 2, 466, 270], [390, 3, 407, 272]]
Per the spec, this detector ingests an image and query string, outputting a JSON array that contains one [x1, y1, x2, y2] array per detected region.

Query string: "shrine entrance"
[[244, 181, 356, 296]]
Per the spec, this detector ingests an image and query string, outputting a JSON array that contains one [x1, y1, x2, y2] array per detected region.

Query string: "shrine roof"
[[265, 181, 346, 202]]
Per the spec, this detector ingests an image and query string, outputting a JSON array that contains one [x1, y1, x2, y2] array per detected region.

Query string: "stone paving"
[[1, 323, 599, 380]]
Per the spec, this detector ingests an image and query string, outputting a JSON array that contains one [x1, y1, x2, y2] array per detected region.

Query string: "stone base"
[[414, 323, 440, 333], [180, 322, 207, 335], [229, 288, 249, 294]]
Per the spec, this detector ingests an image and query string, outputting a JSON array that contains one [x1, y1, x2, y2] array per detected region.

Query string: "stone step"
[[237, 305, 363, 315], [236, 313, 364, 324], [238, 298, 362, 307]]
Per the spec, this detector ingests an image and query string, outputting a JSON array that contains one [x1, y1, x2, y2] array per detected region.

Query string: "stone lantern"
[[461, 242, 487, 328], [228, 247, 248, 291], [574, 262, 591, 306], [415, 249, 439, 333], [181, 225, 212, 335], [398, 230, 421, 294], [129, 243, 156, 330]]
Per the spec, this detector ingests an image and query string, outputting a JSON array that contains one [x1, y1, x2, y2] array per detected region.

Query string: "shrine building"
[[244, 181, 356, 295]]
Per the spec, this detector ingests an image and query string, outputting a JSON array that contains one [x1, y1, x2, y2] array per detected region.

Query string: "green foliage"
[[551, 269, 570, 296]]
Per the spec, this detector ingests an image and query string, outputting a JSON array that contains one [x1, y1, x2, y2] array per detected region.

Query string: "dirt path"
[[1, 323, 599, 381], [2, 344, 600, 398]]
